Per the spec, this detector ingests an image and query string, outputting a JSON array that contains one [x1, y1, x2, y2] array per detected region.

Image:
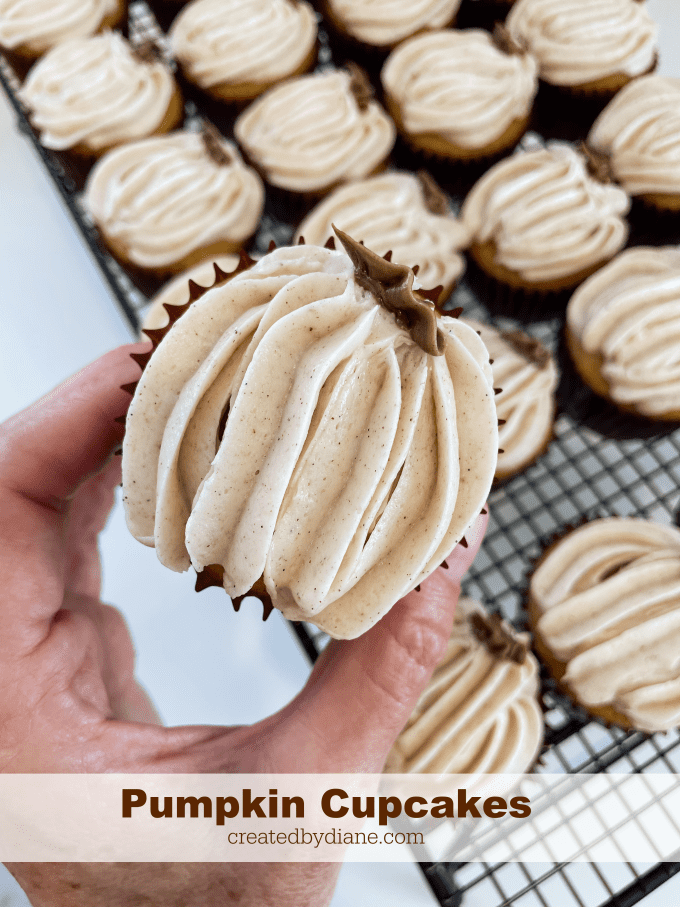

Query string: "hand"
[[0, 345, 488, 906]]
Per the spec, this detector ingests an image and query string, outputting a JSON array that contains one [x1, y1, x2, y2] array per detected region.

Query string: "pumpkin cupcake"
[[321, 0, 461, 54]]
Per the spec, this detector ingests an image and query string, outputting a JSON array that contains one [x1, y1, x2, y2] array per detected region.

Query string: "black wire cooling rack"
[[4, 1, 680, 904]]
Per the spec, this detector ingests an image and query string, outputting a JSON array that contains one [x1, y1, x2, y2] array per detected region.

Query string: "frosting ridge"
[[0, 0, 118, 53], [326, 0, 461, 48]]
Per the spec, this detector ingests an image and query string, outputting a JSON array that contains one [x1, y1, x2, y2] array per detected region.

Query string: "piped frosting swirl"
[[169, 0, 317, 92], [0, 0, 118, 54], [296, 172, 468, 295], [463, 319, 557, 477], [234, 69, 396, 193], [588, 75, 680, 199], [567, 246, 680, 417], [20, 32, 176, 152], [122, 239, 497, 638], [84, 130, 264, 270], [530, 518, 680, 732], [385, 597, 543, 774], [326, 0, 461, 49], [381, 29, 538, 151], [461, 142, 630, 285], [506, 0, 658, 88]]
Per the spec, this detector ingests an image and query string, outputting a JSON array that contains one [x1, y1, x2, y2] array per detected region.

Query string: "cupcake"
[[0, 0, 126, 74], [461, 141, 630, 296], [463, 319, 557, 480], [381, 27, 538, 163], [121, 231, 498, 638], [506, 0, 658, 97], [20, 33, 182, 160], [169, 0, 317, 103], [321, 0, 461, 53], [528, 517, 680, 732], [587, 75, 680, 213], [84, 126, 264, 284], [295, 170, 468, 303], [233, 67, 396, 197], [385, 596, 543, 774], [566, 246, 680, 422], [141, 254, 239, 333]]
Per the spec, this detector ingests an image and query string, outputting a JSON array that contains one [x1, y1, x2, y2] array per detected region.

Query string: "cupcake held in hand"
[[122, 231, 498, 638]]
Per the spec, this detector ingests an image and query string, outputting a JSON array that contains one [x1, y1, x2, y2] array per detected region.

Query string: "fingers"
[[279, 510, 489, 772], [0, 344, 145, 644]]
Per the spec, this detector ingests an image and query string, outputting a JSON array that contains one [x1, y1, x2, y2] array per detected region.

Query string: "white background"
[[1, 2, 679, 903]]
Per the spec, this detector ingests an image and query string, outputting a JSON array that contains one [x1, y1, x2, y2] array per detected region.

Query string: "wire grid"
[[4, 4, 680, 905]]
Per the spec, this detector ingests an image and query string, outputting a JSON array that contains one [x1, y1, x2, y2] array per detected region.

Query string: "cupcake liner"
[[626, 197, 680, 247], [530, 81, 610, 144]]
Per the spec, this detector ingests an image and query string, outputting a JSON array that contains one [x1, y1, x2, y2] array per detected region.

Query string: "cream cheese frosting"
[[122, 238, 498, 638], [142, 255, 240, 333], [531, 518, 680, 732], [295, 171, 468, 292], [385, 597, 543, 774], [463, 319, 557, 478], [381, 29, 537, 150], [588, 75, 680, 199], [326, 0, 461, 48], [0, 0, 118, 54], [169, 0, 317, 91], [506, 0, 658, 88], [461, 142, 630, 284], [567, 247, 680, 417], [234, 69, 396, 193], [84, 130, 264, 270], [20, 33, 175, 152]]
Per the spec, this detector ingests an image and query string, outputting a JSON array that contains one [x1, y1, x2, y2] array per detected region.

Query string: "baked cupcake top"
[[234, 68, 396, 194], [324, 0, 461, 49], [381, 28, 538, 151], [295, 171, 468, 292], [20, 33, 176, 153], [122, 234, 498, 638], [463, 319, 557, 478], [84, 129, 264, 270], [0, 0, 119, 55], [169, 0, 317, 94], [530, 517, 680, 733], [142, 255, 240, 332], [567, 247, 680, 418], [506, 0, 658, 89], [385, 596, 543, 774], [461, 142, 630, 286], [588, 75, 680, 200]]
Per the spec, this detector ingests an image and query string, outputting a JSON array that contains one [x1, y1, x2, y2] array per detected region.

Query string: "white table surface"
[[1, 3, 680, 903]]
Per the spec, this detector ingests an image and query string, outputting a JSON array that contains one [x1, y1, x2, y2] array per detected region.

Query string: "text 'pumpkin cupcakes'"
[[463, 319, 557, 480], [20, 33, 182, 158], [84, 127, 264, 281], [506, 0, 658, 97], [529, 517, 680, 732], [381, 27, 538, 163], [385, 596, 543, 774], [588, 75, 680, 213], [461, 141, 630, 295], [321, 0, 461, 52], [121, 231, 498, 638], [234, 67, 396, 196], [0, 0, 126, 70], [169, 0, 317, 103], [566, 246, 680, 422], [295, 170, 469, 301]]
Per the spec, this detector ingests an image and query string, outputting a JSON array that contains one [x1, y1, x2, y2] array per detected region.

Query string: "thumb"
[[281, 510, 489, 772]]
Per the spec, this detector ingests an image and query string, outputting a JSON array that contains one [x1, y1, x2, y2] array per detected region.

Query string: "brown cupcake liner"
[[626, 197, 680, 247]]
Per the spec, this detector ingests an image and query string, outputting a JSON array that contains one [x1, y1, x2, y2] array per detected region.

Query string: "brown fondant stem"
[[333, 225, 445, 356], [469, 611, 528, 664], [500, 329, 551, 369]]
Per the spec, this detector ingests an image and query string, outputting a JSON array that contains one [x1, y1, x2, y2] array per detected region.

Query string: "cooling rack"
[[3, 2, 680, 904]]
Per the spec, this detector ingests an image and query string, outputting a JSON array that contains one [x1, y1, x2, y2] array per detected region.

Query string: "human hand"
[[0, 344, 488, 906]]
